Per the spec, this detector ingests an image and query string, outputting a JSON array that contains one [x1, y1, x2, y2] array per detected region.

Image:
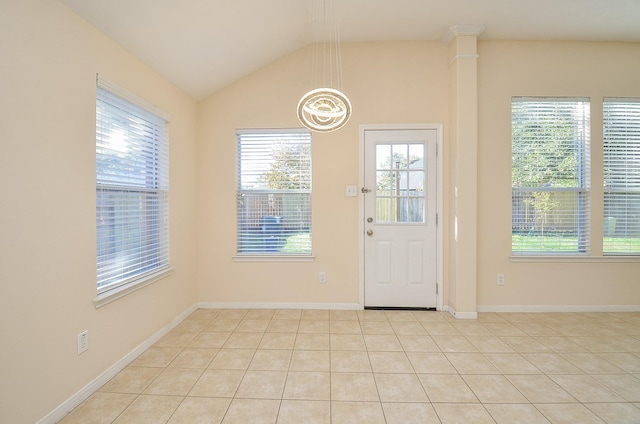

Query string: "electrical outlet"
[[319, 272, 327, 284], [77, 330, 89, 355], [497, 273, 505, 286]]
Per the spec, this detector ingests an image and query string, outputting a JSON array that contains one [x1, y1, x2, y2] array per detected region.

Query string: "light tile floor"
[[59, 309, 640, 423]]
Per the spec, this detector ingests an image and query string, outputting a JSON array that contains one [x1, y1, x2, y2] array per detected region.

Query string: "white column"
[[445, 25, 484, 319]]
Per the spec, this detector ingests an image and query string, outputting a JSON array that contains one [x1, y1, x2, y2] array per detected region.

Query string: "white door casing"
[[361, 126, 440, 308]]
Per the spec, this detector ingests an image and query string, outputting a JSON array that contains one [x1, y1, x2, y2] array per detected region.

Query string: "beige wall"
[[0, 1, 198, 422], [197, 41, 450, 305], [477, 41, 640, 309], [197, 38, 640, 311]]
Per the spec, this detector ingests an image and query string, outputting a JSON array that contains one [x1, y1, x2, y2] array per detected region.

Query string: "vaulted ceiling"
[[61, 0, 640, 100]]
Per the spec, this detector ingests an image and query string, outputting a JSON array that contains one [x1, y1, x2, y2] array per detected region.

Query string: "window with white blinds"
[[511, 97, 591, 254], [237, 130, 312, 255], [96, 78, 170, 294], [603, 98, 640, 255]]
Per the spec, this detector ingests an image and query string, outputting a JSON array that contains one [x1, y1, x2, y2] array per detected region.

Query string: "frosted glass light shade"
[[297, 87, 351, 132]]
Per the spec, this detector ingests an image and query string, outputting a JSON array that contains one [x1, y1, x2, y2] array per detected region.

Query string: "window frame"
[[511, 97, 591, 255], [603, 97, 640, 256], [235, 129, 313, 260], [95, 77, 171, 305]]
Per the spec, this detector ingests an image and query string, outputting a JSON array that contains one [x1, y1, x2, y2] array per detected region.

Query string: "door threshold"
[[364, 306, 437, 311]]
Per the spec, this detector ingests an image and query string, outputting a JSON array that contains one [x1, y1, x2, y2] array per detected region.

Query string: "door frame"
[[359, 124, 444, 310]]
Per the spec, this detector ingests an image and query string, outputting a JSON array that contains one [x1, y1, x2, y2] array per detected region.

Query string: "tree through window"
[[236, 130, 312, 255], [511, 97, 590, 254]]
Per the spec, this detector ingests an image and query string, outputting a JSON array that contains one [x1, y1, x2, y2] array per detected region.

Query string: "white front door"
[[363, 128, 438, 308]]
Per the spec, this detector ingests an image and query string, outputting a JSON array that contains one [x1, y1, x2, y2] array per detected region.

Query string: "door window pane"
[[375, 143, 425, 223]]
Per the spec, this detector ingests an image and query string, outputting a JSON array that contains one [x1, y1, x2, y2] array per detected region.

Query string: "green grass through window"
[[281, 233, 311, 253], [512, 234, 640, 254]]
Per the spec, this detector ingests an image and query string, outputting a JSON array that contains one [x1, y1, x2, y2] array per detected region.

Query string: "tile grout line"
[[60, 309, 640, 423], [164, 310, 222, 424]]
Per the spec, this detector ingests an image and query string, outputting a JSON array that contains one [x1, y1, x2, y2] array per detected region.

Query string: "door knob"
[[366, 229, 373, 236]]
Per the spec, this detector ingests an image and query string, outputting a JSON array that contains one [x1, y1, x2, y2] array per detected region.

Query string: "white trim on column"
[[442, 24, 486, 44], [443, 304, 478, 319], [448, 53, 480, 67]]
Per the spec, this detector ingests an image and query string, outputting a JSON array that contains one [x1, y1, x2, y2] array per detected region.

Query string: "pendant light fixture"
[[297, 0, 351, 132]]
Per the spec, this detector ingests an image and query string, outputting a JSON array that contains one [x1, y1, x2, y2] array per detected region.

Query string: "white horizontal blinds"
[[96, 79, 169, 293], [237, 130, 312, 255], [603, 98, 640, 255], [511, 97, 590, 254]]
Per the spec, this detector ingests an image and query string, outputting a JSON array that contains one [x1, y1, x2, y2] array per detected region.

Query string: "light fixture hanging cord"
[[298, 0, 352, 132], [322, 0, 327, 88], [333, 1, 343, 91]]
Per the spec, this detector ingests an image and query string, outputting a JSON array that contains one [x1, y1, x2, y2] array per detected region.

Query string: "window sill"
[[510, 255, 640, 263], [233, 255, 315, 262], [93, 267, 174, 308]]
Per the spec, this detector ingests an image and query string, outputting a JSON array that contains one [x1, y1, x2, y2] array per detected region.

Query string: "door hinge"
[[436, 283, 438, 294], [436, 213, 438, 225]]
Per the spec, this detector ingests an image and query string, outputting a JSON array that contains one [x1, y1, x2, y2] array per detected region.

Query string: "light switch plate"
[[346, 185, 358, 197]]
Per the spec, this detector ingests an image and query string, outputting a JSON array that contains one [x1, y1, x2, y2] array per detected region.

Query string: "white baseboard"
[[197, 301, 363, 310], [442, 305, 478, 320], [38, 304, 198, 424], [477, 304, 640, 313]]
